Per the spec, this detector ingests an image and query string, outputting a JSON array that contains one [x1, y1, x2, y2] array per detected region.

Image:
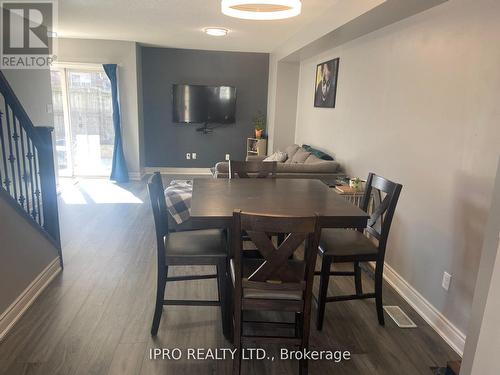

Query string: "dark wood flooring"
[[0, 177, 460, 375]]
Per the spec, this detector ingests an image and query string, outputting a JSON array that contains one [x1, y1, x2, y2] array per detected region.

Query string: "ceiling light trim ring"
[[221, 0, 302, 20]]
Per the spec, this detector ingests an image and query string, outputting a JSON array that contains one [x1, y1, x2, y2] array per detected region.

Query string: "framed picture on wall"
[[314, 58, 339, 108]]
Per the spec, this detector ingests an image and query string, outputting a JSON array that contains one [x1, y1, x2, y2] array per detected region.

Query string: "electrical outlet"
[[225, 154, 230, 161], [46, 104, 53, 114], [442, 272, 451, 291], [186, 153, 191, 160], [192, 153, 197, 160]]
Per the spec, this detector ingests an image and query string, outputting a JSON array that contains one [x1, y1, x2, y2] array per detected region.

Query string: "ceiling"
[[58, 0, 363, 53]]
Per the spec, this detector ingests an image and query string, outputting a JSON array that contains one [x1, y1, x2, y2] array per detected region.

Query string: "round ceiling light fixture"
[[221, 0, 302, 20], [204, 27, 229, 36]]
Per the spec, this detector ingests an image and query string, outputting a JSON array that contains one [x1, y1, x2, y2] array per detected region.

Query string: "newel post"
[[36, 126, 63, 267]]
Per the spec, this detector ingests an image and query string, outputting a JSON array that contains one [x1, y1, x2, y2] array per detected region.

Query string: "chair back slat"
[[360, 173, 402, 254], [233, 210, 321, 296], [229, 160, 277, 179]]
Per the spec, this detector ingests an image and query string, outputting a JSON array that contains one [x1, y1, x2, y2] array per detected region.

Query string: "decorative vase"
[[255, 129, 263, 139]]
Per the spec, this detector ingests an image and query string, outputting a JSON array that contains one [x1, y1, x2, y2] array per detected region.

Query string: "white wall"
[[57, 38, 142, 178], [293, 0, 500, 338], [2, 69, 53, 127], [461, 158, 500, 374], [271, 61, 300, 152], [0, 198, 59, 317]]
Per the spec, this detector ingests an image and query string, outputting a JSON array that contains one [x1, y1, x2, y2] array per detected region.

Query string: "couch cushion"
[[276, 161, 339, 173], [264, 151, 287, 162], [304, 154, 323, 164], [302, 144, 334, 161], [290, 148, 311, 163], [284, 144, 300, 163]]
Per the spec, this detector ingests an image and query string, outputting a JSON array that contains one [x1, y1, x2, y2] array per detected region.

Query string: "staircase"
[[0, 70, 62, 265]]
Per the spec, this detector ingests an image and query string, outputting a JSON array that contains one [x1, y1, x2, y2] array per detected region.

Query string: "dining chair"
[[147, 172, 229, 336], [315, 173, 402, 329], [228, 160, 282, 246], [231, 210, 321, 375], [229, 160, 277, 179]]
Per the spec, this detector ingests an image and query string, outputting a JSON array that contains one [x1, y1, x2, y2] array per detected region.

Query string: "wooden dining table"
[[190, 178, 369, 229]]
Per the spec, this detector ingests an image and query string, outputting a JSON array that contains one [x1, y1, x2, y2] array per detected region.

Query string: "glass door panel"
[[66, 70, 114, 177], [50, 67, 114, 178], [50, 69, 72, 177]]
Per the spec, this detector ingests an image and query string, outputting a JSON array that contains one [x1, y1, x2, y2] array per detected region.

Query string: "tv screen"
[[172, 84, 236, 124]]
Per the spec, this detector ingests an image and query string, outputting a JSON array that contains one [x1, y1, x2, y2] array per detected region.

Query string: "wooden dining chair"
[[147, 172, 230, 337], [315, 173, 402, 329], [231, 210, 321, 375], [229, 160, 277, 179]]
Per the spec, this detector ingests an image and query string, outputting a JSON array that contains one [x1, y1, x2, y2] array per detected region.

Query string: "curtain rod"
[[51, 61, 121, 69]]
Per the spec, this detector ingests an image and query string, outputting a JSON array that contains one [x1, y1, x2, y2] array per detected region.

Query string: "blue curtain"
[[103, 64, 129, 183]]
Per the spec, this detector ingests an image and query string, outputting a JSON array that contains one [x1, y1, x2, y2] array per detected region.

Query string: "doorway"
[[50, 66, 114, 178]]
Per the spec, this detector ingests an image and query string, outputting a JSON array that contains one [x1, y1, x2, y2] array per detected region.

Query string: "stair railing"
[[0, 70, 62, 265]]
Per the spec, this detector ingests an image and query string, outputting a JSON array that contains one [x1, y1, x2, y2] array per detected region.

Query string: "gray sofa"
[[212, 144, 344, 179]]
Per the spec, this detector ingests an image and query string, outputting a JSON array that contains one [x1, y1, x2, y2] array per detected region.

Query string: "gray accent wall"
[[141, 47, 269, 168]]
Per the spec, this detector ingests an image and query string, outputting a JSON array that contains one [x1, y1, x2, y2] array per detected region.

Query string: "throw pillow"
[[264, 151, 287, 162], [284, 144, 300, 163], [291, 148, 311, 163], [302, 144, 334, 160]]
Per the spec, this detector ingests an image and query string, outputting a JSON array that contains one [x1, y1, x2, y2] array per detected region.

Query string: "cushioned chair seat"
[[319, 229, 379, 259], [230, 259, 303, 301], [164, 229, 226, 259]]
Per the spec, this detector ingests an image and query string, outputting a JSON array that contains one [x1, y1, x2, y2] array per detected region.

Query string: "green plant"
[[252, 111, 266, 131]]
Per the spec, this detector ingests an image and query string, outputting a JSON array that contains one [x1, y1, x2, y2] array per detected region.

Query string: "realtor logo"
[[1, 0, 57, 69]]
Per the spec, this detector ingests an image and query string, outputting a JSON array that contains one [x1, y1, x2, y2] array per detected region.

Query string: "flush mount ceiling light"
[[221, 0, 302, 20], [204, 27, 229, 36]]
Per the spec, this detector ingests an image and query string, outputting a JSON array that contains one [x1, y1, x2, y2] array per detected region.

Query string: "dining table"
[[188, 177, 370, 341], [190, 178, 369, 229]]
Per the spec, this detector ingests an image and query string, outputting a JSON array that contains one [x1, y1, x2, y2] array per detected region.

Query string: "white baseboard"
[[382, 262, 466, 356], [129, 171, 145, 181], [143, 167, 212, 175], [0, 258, 62, 342]]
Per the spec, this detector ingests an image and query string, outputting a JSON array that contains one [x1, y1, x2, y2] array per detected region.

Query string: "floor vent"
[[384, 306, 417, 328]]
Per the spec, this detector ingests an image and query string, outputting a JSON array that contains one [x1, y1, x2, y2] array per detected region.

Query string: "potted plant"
[[253, 111, 265, 139], [349, 177, 362, 191]]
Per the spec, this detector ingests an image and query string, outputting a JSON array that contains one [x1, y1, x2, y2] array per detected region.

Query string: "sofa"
[[211, 144, 344, 179]]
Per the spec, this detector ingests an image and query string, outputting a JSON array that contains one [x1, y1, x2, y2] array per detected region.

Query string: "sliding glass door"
[[50, 66, 114, 177]]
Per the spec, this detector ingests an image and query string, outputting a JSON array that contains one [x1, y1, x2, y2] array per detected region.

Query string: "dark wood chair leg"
[[299, 356, 309, 375], [151, 265, 167, 336], [295, 312, 303, 338], [232, 266, 243, 375], [217, 260, 231, 340], [232, 302, 242, 375], [299, 308, 311, 375], [315, 255, 332, 331], [354, 261, 363, 296], [375, 260, 385, 326]]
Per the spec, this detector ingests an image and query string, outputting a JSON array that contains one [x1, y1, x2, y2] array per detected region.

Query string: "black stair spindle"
[[19, 121, 30, 215], [0, 110, 10, 193], [26, 137, 37, 221], [12, 115, 25, 208], [31, 141, 42, 226], [4, 101, 18, 202]]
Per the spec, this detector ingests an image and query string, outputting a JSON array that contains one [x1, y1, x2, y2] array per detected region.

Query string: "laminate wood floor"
[[0, 177, 460, 375]]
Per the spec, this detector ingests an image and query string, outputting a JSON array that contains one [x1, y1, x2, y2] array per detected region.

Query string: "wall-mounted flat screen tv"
[[172, 84, 236, 124]]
